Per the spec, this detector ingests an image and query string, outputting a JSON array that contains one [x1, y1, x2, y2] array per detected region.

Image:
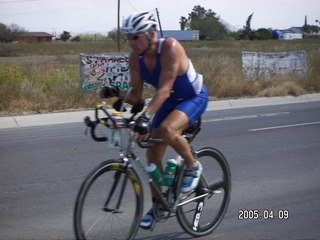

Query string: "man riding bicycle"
[[97, 11, 208, 229]]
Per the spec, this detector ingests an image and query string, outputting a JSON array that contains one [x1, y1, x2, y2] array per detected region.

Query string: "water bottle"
[[175, 155, 183, 166], [110, 111, 125, 128], [108, 111, 124, 148], [164, 159, 177, 186], [145, 163, 163, 186]]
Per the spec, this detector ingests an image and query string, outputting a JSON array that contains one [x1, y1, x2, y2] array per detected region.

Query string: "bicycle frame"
[[76, 102, 231, 240], [84, 105, 209, 218]]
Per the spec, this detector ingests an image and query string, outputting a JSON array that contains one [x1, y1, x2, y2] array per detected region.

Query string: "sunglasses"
[[127, 34, 145, 41]]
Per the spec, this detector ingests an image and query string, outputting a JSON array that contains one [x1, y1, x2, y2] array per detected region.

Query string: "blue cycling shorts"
[[152, 85, 208, 128]]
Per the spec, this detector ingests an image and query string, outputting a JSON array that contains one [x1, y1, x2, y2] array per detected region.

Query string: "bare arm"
[[96, 52, 144, 105]]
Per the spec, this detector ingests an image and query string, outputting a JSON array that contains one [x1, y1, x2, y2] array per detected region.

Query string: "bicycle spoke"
[[86, 212, 105, 236]]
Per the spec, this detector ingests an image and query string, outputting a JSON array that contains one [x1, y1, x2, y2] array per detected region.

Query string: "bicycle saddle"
[[182, 117, 202, 142]]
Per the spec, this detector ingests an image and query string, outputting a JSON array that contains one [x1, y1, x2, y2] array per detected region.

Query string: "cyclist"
[[97, 11, 208, 229]]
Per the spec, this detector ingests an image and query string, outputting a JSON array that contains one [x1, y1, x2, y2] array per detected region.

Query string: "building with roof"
[[273, 16, 320, 40], [17, 32, 53, 44], [281, 27, 303, 40]]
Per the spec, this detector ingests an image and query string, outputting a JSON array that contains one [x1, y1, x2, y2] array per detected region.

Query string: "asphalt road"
[[0, 101, 319, 240]]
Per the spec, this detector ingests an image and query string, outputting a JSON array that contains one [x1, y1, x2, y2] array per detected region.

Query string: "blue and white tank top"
[[138, 38, 203, 101]]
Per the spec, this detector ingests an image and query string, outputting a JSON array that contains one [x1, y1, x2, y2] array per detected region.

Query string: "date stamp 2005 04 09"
[[238, 209, 289, 220]]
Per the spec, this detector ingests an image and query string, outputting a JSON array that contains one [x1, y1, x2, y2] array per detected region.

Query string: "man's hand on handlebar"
[[101, 86, 120, 98], [131, 99, 145, 114], [112, 98, 145, 113], [96, 86, 145, 114], [134, 114, 151, 142], [112, 99, 126, 112], [96, 86, 120, 102]]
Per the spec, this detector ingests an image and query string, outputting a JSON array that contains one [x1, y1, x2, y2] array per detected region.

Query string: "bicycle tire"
[[176, 147, 231, 237], [74, 159, 143, 240]]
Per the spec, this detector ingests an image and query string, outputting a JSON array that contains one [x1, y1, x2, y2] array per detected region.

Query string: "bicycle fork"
[[102, 161, 130, 214]]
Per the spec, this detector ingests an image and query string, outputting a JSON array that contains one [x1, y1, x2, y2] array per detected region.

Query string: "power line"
[[0, 0, 39, 3], [0, 6, 101, 16], [126, 0, 139, 11]]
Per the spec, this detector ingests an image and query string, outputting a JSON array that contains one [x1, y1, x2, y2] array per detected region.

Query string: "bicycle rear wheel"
[[176, 147, 231, 237], [74, 159, 143, 240]]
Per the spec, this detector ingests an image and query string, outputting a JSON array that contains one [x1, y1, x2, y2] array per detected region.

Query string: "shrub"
[[0, 63, 22, 111], [0, 43, 19, 56]]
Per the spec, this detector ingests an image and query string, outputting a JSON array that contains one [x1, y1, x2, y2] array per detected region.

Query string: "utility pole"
[[117, 0, 120, 52], [156, 8, 163, 37]]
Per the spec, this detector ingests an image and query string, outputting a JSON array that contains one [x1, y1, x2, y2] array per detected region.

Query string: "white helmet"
[[122, 11, 157, 34]]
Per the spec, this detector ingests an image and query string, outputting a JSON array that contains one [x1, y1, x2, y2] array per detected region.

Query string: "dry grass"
[[0, 63, 97, 114], [0, 39, 319, 115], [185, 39, 320, 99], [257, 79, 305, 97]]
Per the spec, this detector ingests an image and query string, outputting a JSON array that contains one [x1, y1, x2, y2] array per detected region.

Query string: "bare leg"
[[156, 109, 196, 167], [141, 110, 198, 227], [146, 129, 168, 198], [146, 129, 168, 172]]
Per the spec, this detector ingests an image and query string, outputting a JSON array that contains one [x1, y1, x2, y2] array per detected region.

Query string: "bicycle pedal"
[[102, 207, 123, 214]]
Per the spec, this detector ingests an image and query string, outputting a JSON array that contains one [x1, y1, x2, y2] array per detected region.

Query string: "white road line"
[[202, 112, 290, 123], [249, 121, 320, 132]]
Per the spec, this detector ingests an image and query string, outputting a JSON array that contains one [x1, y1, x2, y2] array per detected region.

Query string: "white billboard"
[[241, 51, 307, 80]]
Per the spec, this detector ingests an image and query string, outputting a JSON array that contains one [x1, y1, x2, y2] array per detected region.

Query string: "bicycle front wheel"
[[176, 147, 231, 237], [74, 159, 143, 240]]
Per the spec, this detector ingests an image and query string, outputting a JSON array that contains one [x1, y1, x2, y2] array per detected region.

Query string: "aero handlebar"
[[84, 105, 163, 147]]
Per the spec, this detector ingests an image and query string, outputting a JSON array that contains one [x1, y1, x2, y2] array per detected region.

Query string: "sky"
[[0, 0, 319, 36]]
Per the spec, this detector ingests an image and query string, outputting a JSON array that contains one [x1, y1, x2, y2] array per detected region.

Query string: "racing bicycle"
[[73, 103, 231, 240]]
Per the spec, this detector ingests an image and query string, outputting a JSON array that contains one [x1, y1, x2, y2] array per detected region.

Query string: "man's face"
[[127, 33, 149, 55]]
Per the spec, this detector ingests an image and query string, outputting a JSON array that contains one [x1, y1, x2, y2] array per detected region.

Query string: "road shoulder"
[[1, 93, 319, 129]]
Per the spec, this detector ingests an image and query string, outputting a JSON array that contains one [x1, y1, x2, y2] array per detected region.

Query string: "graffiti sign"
[[241, 51, 307, 80], [80, 53, 131, 91]]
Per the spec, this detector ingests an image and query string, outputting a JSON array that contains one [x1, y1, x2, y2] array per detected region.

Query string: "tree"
[[60, 31, 71, 42], [184, 5, 228, 40], [252, 28, 273, 40], [107, 28, 125, 42], [228, 30, 241, 40], [242, 13, 254, 40], [71, 35, 81, 42], [179, 16, 188, 30], [302, 24, 320, 34], [0, 23, 25, 43], [189, 5, 207, 20], [0, 23, 11, 42], [107, 28, 117, 41]]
